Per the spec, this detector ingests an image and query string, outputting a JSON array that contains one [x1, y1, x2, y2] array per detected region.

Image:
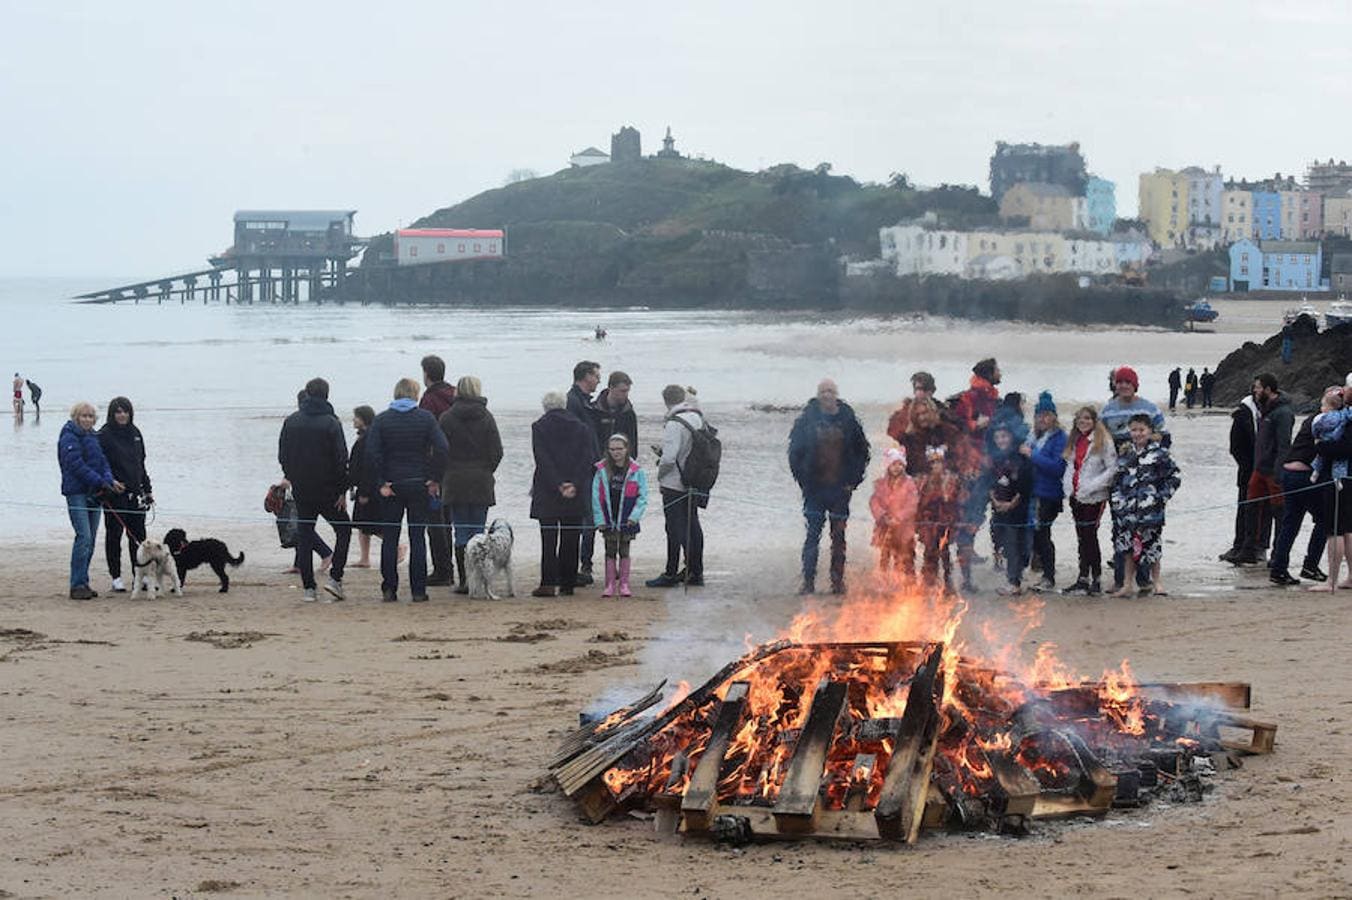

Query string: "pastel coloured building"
[[1221, 189, 1253, 242], [1138, 168, 1190, 248], [1251, 191, 1281, 240], [998, 182, 1083, 232], [1084, 176, 1116, 236], [1228, 238, 1323, 292]]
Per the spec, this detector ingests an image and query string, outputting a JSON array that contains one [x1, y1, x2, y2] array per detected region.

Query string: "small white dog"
[[129, 538, 183, 599], [464, 519, 515, 599]]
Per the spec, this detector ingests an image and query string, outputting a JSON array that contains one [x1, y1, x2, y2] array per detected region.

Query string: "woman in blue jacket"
[[591, 434, 649, 597], [59, 402, 122, 599], [1028, 392, 1068, 590]]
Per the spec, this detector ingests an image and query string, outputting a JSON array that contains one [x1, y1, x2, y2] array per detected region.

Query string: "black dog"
[[163, 528, 245, 593]]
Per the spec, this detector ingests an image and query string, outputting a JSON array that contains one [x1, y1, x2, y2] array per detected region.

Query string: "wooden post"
[[681, 681, 750, 832], [773, 678, 848, 833], [875, 642, 945, 843]]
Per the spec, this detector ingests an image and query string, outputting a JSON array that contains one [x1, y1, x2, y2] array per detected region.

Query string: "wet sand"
[[2, 401, 1349, 897]]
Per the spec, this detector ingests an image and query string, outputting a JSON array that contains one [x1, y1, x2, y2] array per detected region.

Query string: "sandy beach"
[[3, 393, 1350, 899]]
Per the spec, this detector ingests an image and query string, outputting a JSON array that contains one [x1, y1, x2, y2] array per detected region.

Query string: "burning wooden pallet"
[[548, 640, 1276, 843]]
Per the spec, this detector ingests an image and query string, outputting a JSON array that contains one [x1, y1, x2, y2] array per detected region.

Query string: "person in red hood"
[[950, 358, 1001, 592], [420, 354, 457, 587]]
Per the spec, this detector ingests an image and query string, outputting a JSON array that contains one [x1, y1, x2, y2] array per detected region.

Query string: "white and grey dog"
[[129, 538, 183, 599], [464, 519, 515, 599]]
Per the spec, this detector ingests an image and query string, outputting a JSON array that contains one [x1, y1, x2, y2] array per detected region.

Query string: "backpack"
[[669, 412, 721, 504]]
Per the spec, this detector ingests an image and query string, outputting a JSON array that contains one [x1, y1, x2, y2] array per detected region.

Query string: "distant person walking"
[[278, 377, 351, 602], [789, 378, 870, 594], [648, 384, 708, 588], [368, 378, 449, 603], [568, 360, 602, 585], [1061, 406, 1117, 595], [12, 373, 23, 416], [1184, 368, 1199, 410], [1167, 368, 1182, 412], [98, 397, 153, 593], [591, 433, 649, 597], [1200, 368, 1215, 408], [26, 378, 41, 415], [59, 402, 121, 600], [1268, 386, 1336, 586], [419, 355, 458, 588], [529, 391, 595, 597], [439, 375, 504, 594], [1028, 392, 1067, 591]]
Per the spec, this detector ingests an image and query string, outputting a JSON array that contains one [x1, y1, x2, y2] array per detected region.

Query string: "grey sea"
[[0, 277, 1291, 587]]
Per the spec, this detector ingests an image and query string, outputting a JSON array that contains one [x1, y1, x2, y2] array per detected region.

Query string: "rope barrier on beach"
[[9, 477, 1339, 533]]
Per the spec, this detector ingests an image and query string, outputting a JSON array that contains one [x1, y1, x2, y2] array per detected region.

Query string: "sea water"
[[0, 277, 1262, 546]]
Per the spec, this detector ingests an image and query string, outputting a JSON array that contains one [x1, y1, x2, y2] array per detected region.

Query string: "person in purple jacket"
[[59, 401, 123, 600]]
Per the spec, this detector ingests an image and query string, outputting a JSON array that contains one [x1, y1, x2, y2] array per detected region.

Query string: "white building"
[[569, 147, 610, 168], [394, 229, 505, 266], [879, 223, 1120, 280]]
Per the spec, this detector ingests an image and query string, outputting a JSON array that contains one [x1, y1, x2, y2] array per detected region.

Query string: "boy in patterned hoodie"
[[1110, 414, 1182, 597]]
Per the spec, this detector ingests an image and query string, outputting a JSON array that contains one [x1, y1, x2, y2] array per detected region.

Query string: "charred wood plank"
[[773, 679, 849, 831], [875, 642, 945, 843], [1215, 714, 1277, 755], [681, 681, 750, 832], [548, 680, 667, 770]]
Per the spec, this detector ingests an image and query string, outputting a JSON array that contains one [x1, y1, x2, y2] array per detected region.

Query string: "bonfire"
[[548, 586, 1276, 843]]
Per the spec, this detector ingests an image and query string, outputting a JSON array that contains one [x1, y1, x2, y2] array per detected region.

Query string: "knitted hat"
[[884, 446, 907, 468], [1035, 390, 1056, 415], [1113, 366, 1139, 390], [973, 358, 998, 382]]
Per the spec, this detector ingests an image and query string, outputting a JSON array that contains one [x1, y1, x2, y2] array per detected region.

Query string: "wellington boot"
[[601, 559, 618, 598], [454, 546, 469, 595], [618, 558, 632, 597]]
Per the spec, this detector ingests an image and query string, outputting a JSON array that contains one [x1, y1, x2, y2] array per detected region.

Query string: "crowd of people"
[[799, 359, 1183, 597], [52, 353, 1352, 603], [1166, 366, 1216, 411]]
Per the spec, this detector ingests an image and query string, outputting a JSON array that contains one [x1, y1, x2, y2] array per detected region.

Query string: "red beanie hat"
[[1113, 366, 1139, 390]]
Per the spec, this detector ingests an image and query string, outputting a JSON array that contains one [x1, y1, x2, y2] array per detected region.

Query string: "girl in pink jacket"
[[870, 447, 919, 577]]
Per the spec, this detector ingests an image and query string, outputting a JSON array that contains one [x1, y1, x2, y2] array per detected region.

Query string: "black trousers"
[[103, 497, 146, 579], [1031, 498, 1062, 582], [427, 503, 453, 579], [660, 488, 703, 580], [295, 494, 352, 590], [538, 517, 582, 588]]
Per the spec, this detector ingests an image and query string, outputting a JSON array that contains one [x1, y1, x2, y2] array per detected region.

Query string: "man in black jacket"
[[367, 378, 449, 603], [1237, 374, 1292, 564], [593, 371, 638, 460], [420, 354, 458, 587], [788, 379, 871, 594], [279, 377, 351, 601], [1219, 385, 1260, 563], [1167, 368, 1182, 412], [1269, 388, 1337, 585], [568, 360, 602, 584]]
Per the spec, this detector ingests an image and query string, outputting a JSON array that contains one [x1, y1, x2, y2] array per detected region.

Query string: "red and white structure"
[[394, 228, 505, 266]]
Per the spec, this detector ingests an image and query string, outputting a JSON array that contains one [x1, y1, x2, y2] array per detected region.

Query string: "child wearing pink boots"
[[591, 434, 649, 597], [870, 447, 919, 577]]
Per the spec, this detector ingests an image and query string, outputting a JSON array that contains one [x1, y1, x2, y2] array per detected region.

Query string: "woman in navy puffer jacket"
[[59, 401, 122, 599]]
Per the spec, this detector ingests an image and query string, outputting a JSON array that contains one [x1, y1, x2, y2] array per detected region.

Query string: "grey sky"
[[3, 0, 1350, 278]]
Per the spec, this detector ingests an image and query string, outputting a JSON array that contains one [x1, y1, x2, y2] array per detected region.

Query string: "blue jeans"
[[382, 482, 430, 596], [802, 494, 850, 587], [67, 493, 101, 588], [1269, 469, 1327, 575], [450, 503, 490, 547]]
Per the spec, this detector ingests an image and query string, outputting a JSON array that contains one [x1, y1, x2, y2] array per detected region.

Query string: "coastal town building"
[[879, 222, 1119, 280], [1221, 189, 1253, 243], [1084, 176, 1116, 236], [1137, 168, 1189, 248], [1325, 191, 1352, 238], [1281, 188, 1322, 239], [1331, 254, 1352, 293], [1183, 166, 1222, 249], [569, 147, 610, 168], [1228, 238, 1324, 292], [1306, 159, 1352, 196], [656, 126, 682, 159], [610, 126, 641, 163], [997, 182, 1085, 232], [989, 141, 1087, 203], [1251, 190, 1281, 240]]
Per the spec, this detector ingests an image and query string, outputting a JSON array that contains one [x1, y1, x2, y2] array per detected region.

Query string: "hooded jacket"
[[591, 458, 649, 531], [420, 381, 457, 419], [593, 388, 638, 460], [439, 396, 504, 506], [1029, 427, 1068, 500], [1254, 391, 1295, 476], [367, 400, 447, 487], [59, 419, 114, 497], [788, 398, 871, 502], [98, 401, 152, 498], [1062, 430, 1118, 504], [1110, 441, 1181, 529], [279, 395, 349, 501], [869, 471, 918, 547], [530, 407, 596, 519]]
